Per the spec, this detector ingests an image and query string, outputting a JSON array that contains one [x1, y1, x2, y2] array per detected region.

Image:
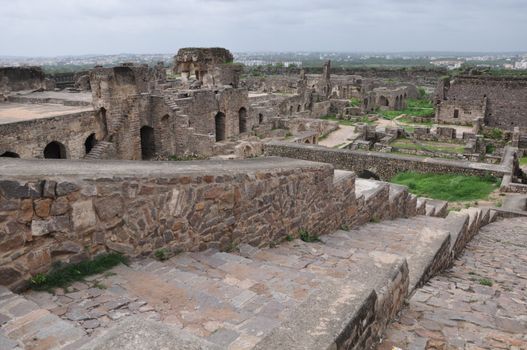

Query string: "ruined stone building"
[[0, 48, 339, 161], [435, 75, 527, 130]]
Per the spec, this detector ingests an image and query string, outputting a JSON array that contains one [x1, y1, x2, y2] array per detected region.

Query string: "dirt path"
[[319, 125, 358, 148]]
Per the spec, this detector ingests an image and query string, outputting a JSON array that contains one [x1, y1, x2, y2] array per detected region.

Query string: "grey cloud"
[[0, 0, 525, 55]]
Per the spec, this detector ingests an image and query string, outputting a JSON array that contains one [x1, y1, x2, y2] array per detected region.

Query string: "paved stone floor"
[[378, 217, 527, 350]]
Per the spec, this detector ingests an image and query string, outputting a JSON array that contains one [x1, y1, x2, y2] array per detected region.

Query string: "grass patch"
[[390, 139, 465, 154], [479, 278, 493, 287], [299, 229, 320, 243], [154, 248, 169, 261], [391, 172, 499, 202], [378, 98, 435, 120], [350, 97, 362, 107], [29, 253, 127, 292], [520, 156, 527, 166]]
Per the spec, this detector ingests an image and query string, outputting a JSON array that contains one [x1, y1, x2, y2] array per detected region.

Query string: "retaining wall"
[[0, 157, 356, 290]]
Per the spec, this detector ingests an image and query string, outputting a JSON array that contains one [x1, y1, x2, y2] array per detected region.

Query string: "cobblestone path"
[[378, 217, 527, 350]]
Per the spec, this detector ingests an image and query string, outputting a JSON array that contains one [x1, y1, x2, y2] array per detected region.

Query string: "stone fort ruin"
[[1, 48, 526, 349]]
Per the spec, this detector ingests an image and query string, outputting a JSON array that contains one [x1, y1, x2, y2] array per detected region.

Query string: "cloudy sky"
[[1, 0, 526, 56]]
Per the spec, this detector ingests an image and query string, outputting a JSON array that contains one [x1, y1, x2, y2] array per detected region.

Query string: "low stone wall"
[[0, 111, 104, 159], [0, 157, 357, 290], [264, 141, 510, 181]]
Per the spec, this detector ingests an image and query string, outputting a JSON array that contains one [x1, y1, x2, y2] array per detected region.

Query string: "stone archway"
[[239, 107, 248, 134], [379, 96, 389, 107], [215, 112, 226, 142], [0, 151, 19, 158], [84, 133, 97, 155], [44, 141, 67, 159], [140, 126, 155, 160]]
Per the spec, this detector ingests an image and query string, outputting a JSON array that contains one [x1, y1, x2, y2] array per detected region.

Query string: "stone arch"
[[140, 126, 155, 160], [395, 96, 400, 110], [243, 145, 254, 158], [304, 139, 311, 144], [239, 107, 248, 134], [0, 151, 20, 158], [215, 112, 226, 142], [258, 113, 264, 124], [357, 170, 380, 180], [379, 96, 389, 107], [44, 141, 67, 159], [297, 105, 301, 112], [84, 133, 97, 155]]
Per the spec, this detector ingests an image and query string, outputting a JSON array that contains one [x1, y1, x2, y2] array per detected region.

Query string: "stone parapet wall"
[[264, 141, 510, 181], [0, 111, 104, 159], [0, 157, 357, 290]]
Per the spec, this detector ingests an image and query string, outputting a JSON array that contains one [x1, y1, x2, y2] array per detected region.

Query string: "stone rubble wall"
[[0, 157, 357, 291], [264, 141, 510, 181]]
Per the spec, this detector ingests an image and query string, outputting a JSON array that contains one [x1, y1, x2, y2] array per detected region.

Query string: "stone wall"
[[0, 67, 50, 93], [264, 141, 510, 180], [436, 76, 527, 130], [0, 111, 105, 159], [0, 157, 357, 290]]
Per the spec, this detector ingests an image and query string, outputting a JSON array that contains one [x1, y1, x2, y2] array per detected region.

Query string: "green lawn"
[[390, 139, 465, 154], [520, 156, 527, 166], [391, 172, 499, 202], [378, 98, 435, 120]]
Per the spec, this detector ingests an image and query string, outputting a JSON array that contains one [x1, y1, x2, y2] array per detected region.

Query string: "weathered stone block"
[[31, 215, 70, 237], [0, 181, 40, 199], [71, 200, 97, 232], [94, 195, 124, 221], [34, 199, 52, 218], [106, 241, 134, 255], [0, 266, 22, 286], [50, 197, 70, 216], [56, 182, 79, 196], [42, 180, 57, 198]]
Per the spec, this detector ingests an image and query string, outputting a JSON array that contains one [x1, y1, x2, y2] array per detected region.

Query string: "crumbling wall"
[[0, 67, 50, 92], [435, 76, 527, 130]]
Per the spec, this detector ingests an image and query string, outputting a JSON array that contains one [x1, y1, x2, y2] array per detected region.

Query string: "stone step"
[[0, 286, 86, 349], [416, 197, 427, 215], [333, 169, 354, 185], [322, 216, 451, 291], [424, 199, 449, 217], [355, 178, 389, 225], [85, 141, 113, 160]]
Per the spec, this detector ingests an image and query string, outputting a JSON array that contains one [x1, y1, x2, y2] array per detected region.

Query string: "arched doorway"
[[44, 141, 67, 159], [258, 113, 264, 124], [99, 107, 108, 136], [84, 133, 97, 155], [0, 151, 19, 158], [239, 107, 247, 134], [297, 105, 301, 112], [140, 126, 155, 160], [379, 96, 389, 107], [215, 112, 226, 142]]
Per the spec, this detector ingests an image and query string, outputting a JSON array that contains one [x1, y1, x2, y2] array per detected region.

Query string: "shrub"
[[299, 229, 320, 243]]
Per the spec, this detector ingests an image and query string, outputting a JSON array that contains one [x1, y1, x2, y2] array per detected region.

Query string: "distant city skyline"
[[1, 0, 526, 56]]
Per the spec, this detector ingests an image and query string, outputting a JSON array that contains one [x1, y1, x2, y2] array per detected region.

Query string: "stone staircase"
[[84, 114, 127, 160], [1, 175, 499, 350]]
